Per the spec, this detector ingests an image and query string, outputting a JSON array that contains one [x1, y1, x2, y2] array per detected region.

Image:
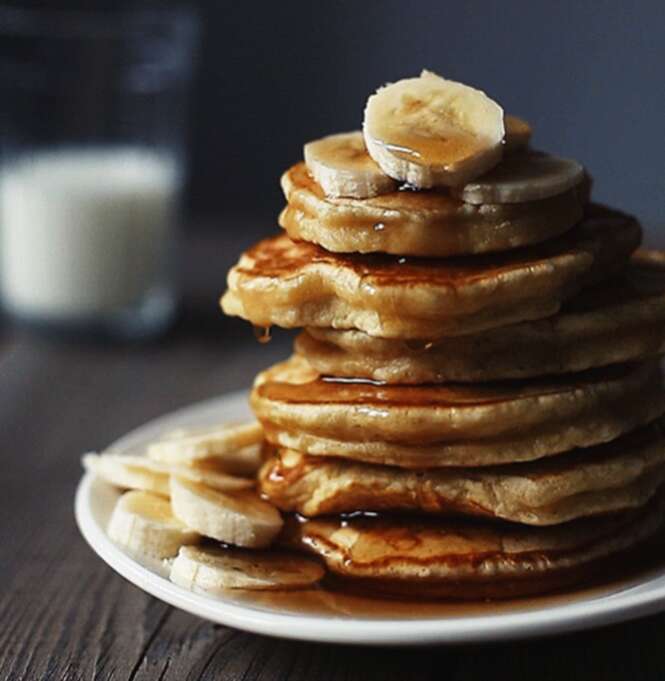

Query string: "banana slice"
[[170, 545, 324, 593], [108, 490, 199, 574], [170, 476, 283, 548], [147, 421, 263, 474], [504, 115, 532, 153], [171, 463, 255, 492], [83, 452, 253, 495], [303, 131, 397, 198], [83, 452, 170, 496], [452, 151, 585, 204], [363, 70, 504, 188]]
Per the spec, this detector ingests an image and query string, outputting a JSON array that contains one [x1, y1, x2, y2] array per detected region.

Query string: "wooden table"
[[2, 227, 665, 681]]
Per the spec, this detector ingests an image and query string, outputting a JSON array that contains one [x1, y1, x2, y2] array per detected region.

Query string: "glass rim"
[[0, 5, 199, 40]]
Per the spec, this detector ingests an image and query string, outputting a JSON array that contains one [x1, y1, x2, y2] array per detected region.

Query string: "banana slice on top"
[[303, 131, 397, 198], [83, 452, 253, 495], [170, 476, 283, 548], [452, 151, 585, 205], [108, 490, 199, 573], [170, 545, 324, 593], [363, 70, 505, 188], [147, 421, 263, 475], [504, 115, 532, 153]]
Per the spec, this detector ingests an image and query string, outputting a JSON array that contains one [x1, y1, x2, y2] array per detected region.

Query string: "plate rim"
[[74, 389, 665, 646]]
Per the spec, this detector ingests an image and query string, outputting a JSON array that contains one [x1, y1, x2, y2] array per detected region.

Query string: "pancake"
[[259, 417, 665, 524], [252, 355, 665, 467], [279, 161, 584, 257], [282, 493, 665, 599], [295, 250, 665, 383], [222, 207, 640, 339]]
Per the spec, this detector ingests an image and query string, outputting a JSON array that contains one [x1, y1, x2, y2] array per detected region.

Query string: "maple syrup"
[[255, 361, 638, 409], [219, 523, 665, 620], [253, 325, 272, 344], [372, 125, 489, 169]]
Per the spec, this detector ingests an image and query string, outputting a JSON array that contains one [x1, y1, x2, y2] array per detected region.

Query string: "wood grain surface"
[[2, 227, 665, 681]]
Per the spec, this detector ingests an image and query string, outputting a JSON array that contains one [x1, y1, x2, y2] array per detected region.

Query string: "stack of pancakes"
[[222, 133, 665, 599]]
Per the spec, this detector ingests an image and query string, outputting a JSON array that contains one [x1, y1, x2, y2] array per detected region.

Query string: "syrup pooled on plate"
[[225, 524, 665, 620]]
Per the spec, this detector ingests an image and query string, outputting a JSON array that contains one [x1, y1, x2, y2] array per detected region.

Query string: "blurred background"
[[1, 0, 664, 342]]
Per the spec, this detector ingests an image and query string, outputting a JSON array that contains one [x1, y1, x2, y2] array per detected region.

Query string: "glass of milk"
[[0, 7, 199, 339]]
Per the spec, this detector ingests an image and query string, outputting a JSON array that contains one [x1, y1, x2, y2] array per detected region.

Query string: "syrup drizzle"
[[253, 325, 272, 344]]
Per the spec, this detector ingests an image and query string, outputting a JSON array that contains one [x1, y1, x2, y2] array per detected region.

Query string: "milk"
[[0, 148, 180, 322]]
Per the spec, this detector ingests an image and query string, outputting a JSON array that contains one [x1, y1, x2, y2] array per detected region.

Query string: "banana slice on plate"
[[107, 490, 200, 574], [452, 151, 585, 204], [504, 115, 532, 153], [170, 545, 324, 593], [147, 421, 263, 475], [171, 463, 255, 492], [363, 70, 504, 188], [303, 131, 397, 198], [83, 452, 171, 496], [170, 476, 283, 548], [83, 452, 253, 495]]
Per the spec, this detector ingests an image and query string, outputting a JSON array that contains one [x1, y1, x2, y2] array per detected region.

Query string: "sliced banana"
[[303, 131, 397, 198], [83, 452, 253, 494], [452, 151, 585, 204], [504, 115, 532, 153], [147, 421, 263, 475], [151, 442, 262, 478], [108, 490, 199, 574], [83, 452, 170, 496], [170, 476, 283, 548], [363, 70, 504, 188], [170, 545, 324, 593], [171, 463, 255, 492]]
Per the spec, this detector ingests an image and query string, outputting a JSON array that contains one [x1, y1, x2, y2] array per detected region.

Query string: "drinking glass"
[[0, 6, 199, 339]]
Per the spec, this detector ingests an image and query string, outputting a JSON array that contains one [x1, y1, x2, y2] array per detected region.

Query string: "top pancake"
[[296, 250, 665, 382], [222, 206, 640, 339], [280, 161, 585, 257]]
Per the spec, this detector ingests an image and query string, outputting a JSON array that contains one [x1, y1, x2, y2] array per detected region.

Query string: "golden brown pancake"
[[295, 250, 665, 383], [279, 161, 584, 257], [282, 492, 665, 599], [259, 417, 665, 524], [222, 207, 640, 339], [252, 356, 665, 467]]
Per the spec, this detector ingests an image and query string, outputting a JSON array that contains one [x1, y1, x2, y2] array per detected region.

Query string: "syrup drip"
[[404, 339, 436, 353], [253, 325, 272, 344]]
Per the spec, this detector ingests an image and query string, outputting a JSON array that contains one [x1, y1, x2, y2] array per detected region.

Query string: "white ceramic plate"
[[75, 390, 665, 646]]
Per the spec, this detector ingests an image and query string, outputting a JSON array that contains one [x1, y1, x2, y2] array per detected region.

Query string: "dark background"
[[3, 0, 665, 233]]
